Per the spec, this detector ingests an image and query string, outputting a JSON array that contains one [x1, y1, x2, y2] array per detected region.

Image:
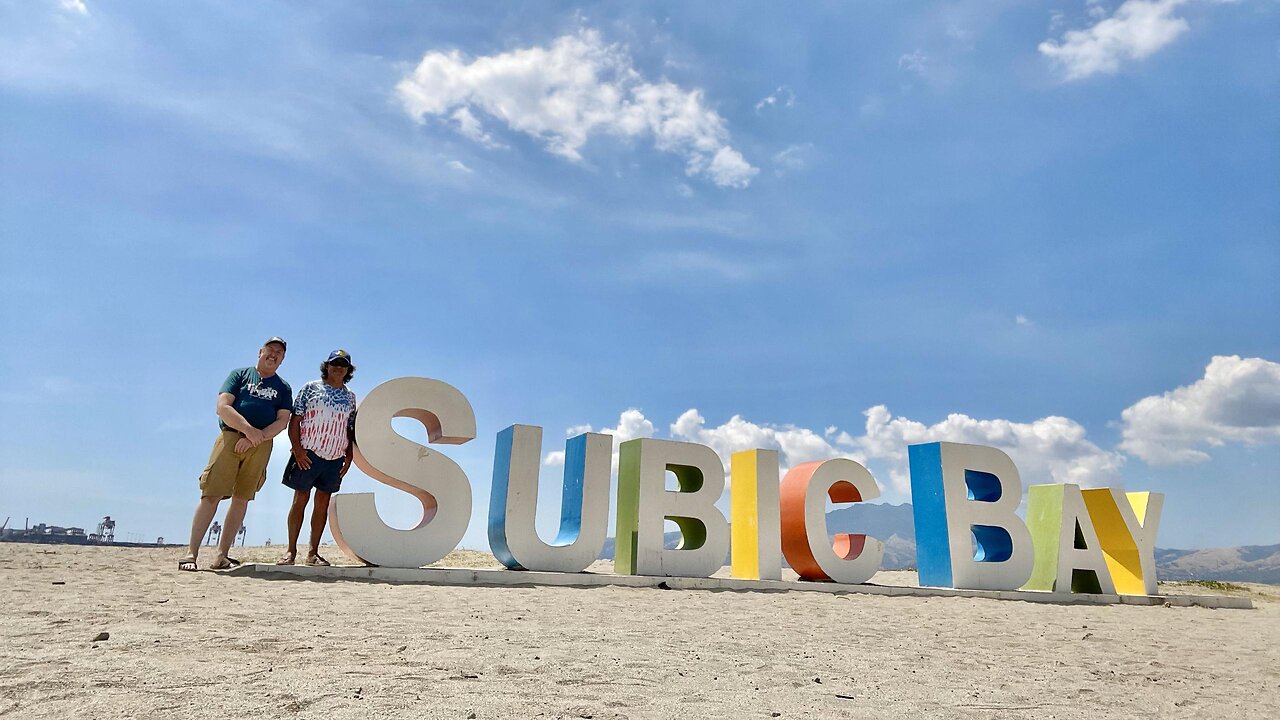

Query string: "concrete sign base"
[[229, 563, 1252, 610]]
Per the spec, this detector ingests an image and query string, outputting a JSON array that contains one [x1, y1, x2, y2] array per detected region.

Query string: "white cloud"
[[543, 408, 856, 489], [396, 29, 757, 188], [773, 143, 815, 175], [1039, 0, 1193, 80], [670, 409, 860, 478], [1120, 355, 1280, 464], [446, 159, 473, 174], [450, 107, 505, 149], [754, 85, 795, 112], [1015, 314, 1033, 326], [857, 405, 1124, 495], [538, 354, 1280, 503], [544, 404, 1122, 498], [704, 146, 757, 188], [58, 0, 89, 16], [542, 409, 655, 470], [898, 50, 929, 76]]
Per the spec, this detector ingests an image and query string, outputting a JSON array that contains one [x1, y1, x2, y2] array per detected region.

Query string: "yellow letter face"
[[1081, 488, 1164, 596]]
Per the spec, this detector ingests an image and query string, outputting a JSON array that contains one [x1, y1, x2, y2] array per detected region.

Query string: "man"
[[179, 337, 293, 571], [278, 349, 358, 566]]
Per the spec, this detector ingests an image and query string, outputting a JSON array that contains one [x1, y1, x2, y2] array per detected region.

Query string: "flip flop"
[[225, 557, 242, 567], [208, 557, 234, 571], [177, 555, 198, 572], [304, 555, 331, 567], [275, 554, 296, 565]]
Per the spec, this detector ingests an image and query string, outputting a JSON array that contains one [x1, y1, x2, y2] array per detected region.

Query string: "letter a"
[[1024, 483, 1117, 594]]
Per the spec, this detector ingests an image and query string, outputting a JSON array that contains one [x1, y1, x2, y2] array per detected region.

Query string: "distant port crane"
[[95, 516, 116, 544]]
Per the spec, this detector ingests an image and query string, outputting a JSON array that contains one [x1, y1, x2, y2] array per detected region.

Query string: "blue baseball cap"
[[326, 349, 352, 365]]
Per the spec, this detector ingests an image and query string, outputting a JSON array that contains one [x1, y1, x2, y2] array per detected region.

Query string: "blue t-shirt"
[[218, 367, 293, 431]]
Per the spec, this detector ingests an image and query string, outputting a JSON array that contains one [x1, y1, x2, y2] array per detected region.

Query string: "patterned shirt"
[[293, 380, 357, 461]]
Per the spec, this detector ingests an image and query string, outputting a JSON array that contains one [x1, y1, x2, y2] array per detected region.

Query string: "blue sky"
[[1, 0, 1277, 552]]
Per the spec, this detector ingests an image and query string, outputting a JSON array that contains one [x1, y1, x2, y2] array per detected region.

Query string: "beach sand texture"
[[2, 543, 1277, 719]]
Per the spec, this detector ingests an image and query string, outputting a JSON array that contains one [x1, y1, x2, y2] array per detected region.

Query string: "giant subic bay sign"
[[327, 378, 1164, 597]]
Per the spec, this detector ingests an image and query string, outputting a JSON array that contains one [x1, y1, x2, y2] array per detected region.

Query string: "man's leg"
[[186, 496, 221, 562], [283, 489, 310, 563], [213, 497, 250, 564], [306, 490, 332, 561]]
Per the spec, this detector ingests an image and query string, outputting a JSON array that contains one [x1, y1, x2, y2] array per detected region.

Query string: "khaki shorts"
[[198, 430, 273, 501]]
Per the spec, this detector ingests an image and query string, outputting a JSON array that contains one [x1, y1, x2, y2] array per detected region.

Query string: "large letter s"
[[329, 377, 475, 568]]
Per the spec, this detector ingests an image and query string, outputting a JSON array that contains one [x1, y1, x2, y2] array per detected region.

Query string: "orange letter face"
[[779, 458, 883, 584]]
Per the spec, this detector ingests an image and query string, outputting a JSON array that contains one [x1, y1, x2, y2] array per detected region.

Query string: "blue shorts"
[[282, 450, 344, 494]]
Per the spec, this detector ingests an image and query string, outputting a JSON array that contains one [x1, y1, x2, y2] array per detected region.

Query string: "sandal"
[[304, 554, 331, 567], [225, 557, 242, 567], [208, 556, 233, 571], [275, 553, 296, 566], [177, 555, 198, 572]]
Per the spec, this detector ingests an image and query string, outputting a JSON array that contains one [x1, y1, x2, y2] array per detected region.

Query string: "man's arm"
[[263, 408, 291, 441], [216, 393, 265, 444]]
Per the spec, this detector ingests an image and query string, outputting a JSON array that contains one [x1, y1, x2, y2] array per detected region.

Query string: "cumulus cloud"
[[857, 405, 1125, 495], [543, 408, 857, 491], [446, 159, 472, 174], [537, 355, 1280, 501], [542, 409, 655, 470], [545, 404, 1122, 498], [669, 409, 860, 477], [1120, 355, 1280, 464], [1039, 0, 1193, 80], [449, 107, 505, 149], [396, 29, 757, 188]]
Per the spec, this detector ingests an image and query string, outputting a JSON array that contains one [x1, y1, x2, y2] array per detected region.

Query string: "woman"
[[277, 349, 357, 566]]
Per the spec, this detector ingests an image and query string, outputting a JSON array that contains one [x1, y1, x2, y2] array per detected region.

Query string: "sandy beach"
[[2, 543, 1277, 719]]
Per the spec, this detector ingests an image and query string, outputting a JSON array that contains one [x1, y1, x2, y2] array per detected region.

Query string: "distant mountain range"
[[599, 503, 1280, 583], [1155, 544, 1280, 584]]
